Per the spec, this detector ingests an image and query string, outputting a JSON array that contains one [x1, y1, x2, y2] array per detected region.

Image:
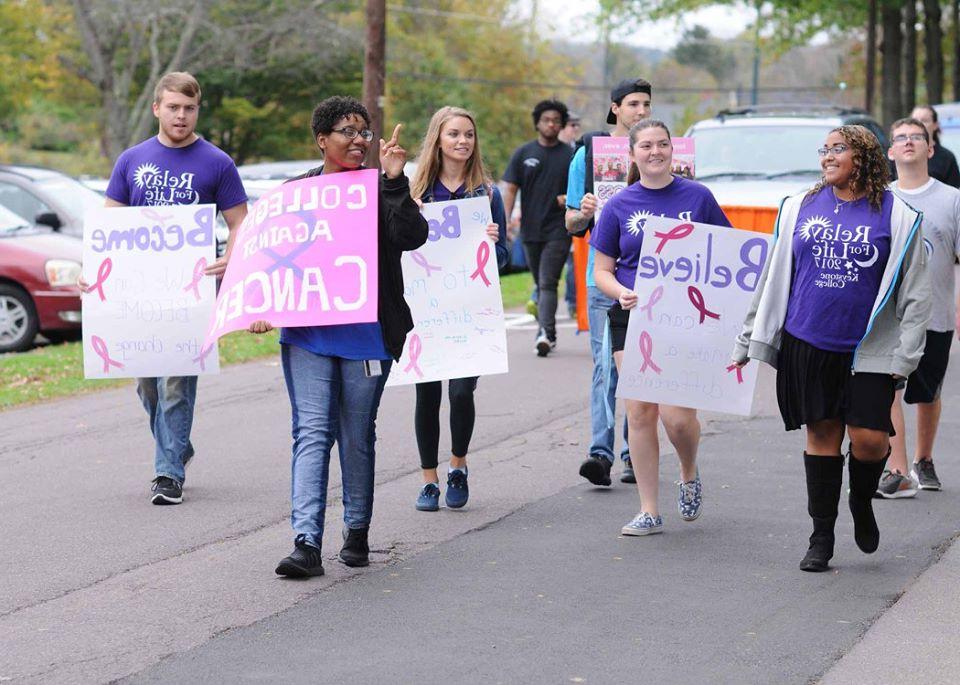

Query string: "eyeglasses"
[[331, 127, 375, 142], [892, 133, 927, 144], [817, 144, 849, 157]]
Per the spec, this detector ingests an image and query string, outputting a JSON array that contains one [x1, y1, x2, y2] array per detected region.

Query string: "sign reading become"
[[203, 169, 379, 351], [616, 216, 772, 415], [81, 204, 219, 379]]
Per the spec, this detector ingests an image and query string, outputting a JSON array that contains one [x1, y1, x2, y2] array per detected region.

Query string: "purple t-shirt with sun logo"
[[784, 186, 894, 352], [106, 136, 247, 211], [590, 175, 730, 289]]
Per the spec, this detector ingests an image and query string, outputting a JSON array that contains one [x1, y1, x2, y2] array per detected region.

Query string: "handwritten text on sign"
[[617, 216, 771, 415], [387, 196, 508, 386], [81, 204, 219, 378], [202, 169, 379, 351]]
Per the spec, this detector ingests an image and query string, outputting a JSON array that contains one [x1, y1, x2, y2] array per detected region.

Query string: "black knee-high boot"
[[848, 446, 889, 554], [800, 452, 844, 572]]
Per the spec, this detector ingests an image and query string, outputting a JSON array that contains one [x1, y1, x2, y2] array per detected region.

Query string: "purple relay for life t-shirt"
[[784, 187, 894, 352], [590, 175, 730, 289], [106, 136, 247, 210]]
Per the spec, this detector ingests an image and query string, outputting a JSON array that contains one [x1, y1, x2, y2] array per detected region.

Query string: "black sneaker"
[[150, 476, 183, 505], [579, 455, 613, 486], [912, 459, 942, 491], [621, 458, 636, 483], [276, 535, 325, 578], [339, 527, 370, 567]]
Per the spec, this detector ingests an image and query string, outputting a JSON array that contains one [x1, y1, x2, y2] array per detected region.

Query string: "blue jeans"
[[137, 376, 198, 484], [587, 286, 628, 462], [281, 344, 391, 549]]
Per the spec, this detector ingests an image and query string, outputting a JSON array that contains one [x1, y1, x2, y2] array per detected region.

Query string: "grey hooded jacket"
[[732, 190, 930, 378]]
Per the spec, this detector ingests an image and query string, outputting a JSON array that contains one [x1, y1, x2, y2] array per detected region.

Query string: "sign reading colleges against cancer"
[[387, 196, 508, 386], [202, 169, 379, 351], [81, 204, 219, 379], [617, 216, 772, 415]]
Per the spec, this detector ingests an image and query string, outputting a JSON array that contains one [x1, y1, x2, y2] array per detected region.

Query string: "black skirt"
[[776, 330, 895, 434]]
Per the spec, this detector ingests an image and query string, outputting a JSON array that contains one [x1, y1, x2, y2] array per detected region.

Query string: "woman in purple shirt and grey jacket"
[[734, 125, 930, 573]]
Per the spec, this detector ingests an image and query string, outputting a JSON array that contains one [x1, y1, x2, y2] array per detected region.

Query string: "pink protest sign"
[[203, 169, 379, 350]]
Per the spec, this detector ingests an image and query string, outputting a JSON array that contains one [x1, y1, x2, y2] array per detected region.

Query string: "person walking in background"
[[566, 78, 653, 487], [909, 106, 960, 188], [592, 119, 730, 537], [408, 106, 508, 512], [734, 125, 929, 572], [502, 99, 574, 357], [879, 117, 960, 498], [94, 71, 248, 506], [559, 111, 581, 148]]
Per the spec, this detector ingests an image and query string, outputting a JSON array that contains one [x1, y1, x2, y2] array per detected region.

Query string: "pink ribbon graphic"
[[638, 331, 662, 374], [142, 208, 173, 227], [726, 364, 744, 384], [84, 258, 113, 301], [470, 241, 492, 287], [183, 257, 208, 302], [403, 333, 424, 378], [687, 286, 721, 324], [638, 285, 663, 321], [410, 251, 441, 277], [90, 335, 124, 373], [653, 222, 694, 254], [193, 344, 214, 371]]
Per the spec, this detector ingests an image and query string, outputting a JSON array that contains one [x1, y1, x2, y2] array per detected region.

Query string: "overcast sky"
[[525, 1, 755, 48]]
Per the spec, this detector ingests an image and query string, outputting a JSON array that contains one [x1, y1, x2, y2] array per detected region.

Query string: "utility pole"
[[363, 0, 386, 166], [750, 0, 761, 105], [866, 0, 877, 114]]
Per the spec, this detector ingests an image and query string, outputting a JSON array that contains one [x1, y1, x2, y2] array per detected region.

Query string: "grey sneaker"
[[677, 473, 703, 521], [912, 460, 942, 491], [621, 512, 663, 536], [535, 330, 551, 357], [875, 469, 918, 499], [620, 458, 636, 483]]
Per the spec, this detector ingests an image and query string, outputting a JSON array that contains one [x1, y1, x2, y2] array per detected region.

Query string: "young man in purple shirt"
[[103, 72, 248, 505]]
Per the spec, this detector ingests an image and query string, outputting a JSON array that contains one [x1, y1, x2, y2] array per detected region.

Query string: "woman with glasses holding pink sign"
[[253, 96, 428, 579], [408, 106, 508, 512], [733, 125, 929, 573], [591, 119, 730, 537]]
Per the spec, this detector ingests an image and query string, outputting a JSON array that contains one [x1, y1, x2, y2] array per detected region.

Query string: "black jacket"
[[290, 166, 428, 360]]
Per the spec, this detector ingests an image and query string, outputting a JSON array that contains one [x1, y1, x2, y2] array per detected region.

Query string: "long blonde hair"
[[410, 106, 492, 199]]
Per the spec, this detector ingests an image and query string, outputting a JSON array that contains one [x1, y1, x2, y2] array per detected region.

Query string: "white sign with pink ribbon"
[[387, 196, 508, 386], [616, 216, 772, 415], [81, 204, 219, 379], [202, 169, 379, 352]]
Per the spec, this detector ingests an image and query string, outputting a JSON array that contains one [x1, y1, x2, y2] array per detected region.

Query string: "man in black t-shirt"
[[911, 105, 960, 188], [503, 99, 575, 356]]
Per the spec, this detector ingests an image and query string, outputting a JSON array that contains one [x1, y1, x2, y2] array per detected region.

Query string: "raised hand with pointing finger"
[[379, 123, 407, 179]]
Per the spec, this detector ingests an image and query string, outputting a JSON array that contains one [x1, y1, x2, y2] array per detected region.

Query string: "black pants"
[[415, 377, 479, 469], [524, 237, 571, 340]]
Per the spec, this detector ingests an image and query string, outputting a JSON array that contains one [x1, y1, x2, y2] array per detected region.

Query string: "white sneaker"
[[535, 331, 551, 357]]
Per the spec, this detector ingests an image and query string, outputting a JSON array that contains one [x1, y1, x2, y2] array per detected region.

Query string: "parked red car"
[[0, 204, 82, 353]]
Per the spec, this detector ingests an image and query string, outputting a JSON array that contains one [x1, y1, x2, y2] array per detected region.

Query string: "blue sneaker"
[[445, 468, 469, 509], [678, 473, 703, 521], [621, 512, 663, 536], [415, 482, 440, 511]]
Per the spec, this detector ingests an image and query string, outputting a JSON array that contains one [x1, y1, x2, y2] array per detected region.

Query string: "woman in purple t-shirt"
[[592, 119, 731, 538], [734, 125, 930, 573]]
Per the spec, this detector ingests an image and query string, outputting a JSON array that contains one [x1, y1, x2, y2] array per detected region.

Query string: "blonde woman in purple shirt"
[[734, 126, 930, 572], [592, 119, 730, 537]]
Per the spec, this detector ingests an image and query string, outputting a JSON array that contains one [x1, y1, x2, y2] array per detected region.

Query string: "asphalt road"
[[2, 315, 959, 684]]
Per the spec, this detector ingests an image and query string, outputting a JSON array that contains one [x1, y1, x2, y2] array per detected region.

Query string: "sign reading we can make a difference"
[[81, 204, 219, 379], [617, 216, 772, 415], [387, 196, 508, 386], [202, 169, 379, 351]]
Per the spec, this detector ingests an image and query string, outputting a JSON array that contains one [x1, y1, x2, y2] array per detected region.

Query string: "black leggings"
[[415, 377, 479, 469]]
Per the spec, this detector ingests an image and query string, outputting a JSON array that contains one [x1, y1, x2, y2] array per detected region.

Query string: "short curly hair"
[[532, 99, 569, 128], [809, 125, 889, 211], [311, 96, 371, 139]]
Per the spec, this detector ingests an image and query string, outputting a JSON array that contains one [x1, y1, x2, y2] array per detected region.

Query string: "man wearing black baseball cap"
[[565, 77, 652, 487]]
